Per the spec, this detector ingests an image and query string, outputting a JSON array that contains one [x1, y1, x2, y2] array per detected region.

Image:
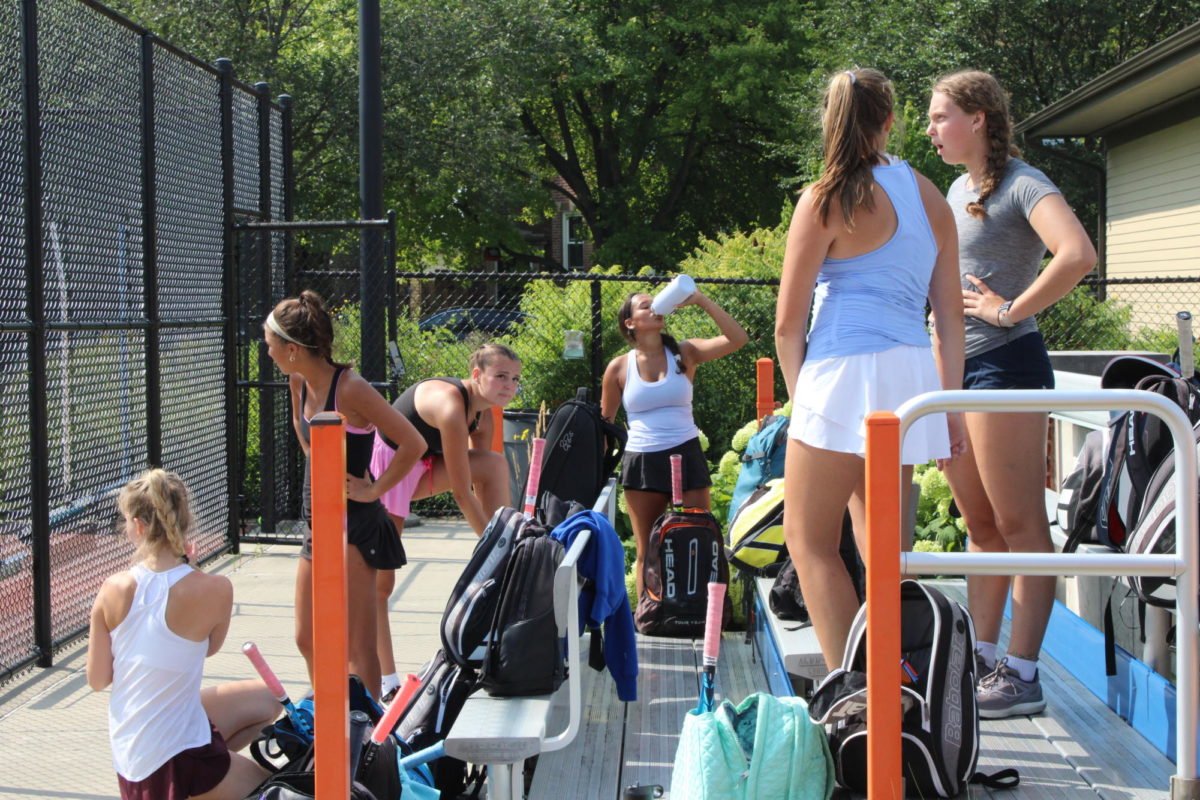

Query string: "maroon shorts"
[[117, 723, 231, 800]]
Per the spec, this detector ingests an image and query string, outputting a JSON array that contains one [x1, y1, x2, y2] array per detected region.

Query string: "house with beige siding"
[[1016, 21, 1200, 330]]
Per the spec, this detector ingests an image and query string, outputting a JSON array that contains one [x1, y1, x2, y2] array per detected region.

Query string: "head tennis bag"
[[537, 387, 627, 511], [441, 506, 529, 668], [808, 581, 996, 798], [636, 508, 732, 637]]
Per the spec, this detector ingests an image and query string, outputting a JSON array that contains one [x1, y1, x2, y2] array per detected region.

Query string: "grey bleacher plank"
[[527, 632, 626, 800], [932, 579, 1174, 798], [619, 635, 697, 797], [708, 631, 772, 707]]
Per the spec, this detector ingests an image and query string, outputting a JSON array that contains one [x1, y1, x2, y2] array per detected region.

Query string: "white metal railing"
[[891, 389, 1197, 797]]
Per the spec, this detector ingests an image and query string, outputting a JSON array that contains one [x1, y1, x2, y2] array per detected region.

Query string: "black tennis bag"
[[441, 506, 530, 668], [536, 387, 626, 510], [807, 581, 1016, 798], [395, 649, 481, 796], [635, 508, 732, 636], [478, 525, 567, 696]]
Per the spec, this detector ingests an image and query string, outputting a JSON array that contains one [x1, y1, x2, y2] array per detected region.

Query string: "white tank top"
[[622, 348, 699, 452], [108, 562, 212, 781]]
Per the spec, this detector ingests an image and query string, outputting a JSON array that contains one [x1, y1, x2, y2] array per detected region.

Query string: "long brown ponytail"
[[809, 68, 895, 229], [932, 70, 1020, 218]]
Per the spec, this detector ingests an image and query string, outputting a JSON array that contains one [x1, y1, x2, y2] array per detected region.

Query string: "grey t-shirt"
[[948, 158, 1059, 358]]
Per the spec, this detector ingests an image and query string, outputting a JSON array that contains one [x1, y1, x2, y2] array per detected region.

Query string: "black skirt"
[[620, 437, 711, 494]]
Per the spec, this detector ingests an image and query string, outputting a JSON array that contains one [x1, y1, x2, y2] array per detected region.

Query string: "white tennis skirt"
[[788, 344, 949, 465]]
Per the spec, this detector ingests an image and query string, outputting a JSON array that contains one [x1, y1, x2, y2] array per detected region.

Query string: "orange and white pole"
[[865, 410, 903, 799], [310, 411, 350, 800]]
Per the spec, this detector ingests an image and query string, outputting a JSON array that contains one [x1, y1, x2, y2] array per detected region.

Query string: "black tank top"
[[388, 377, 481, 457], [299, 367, 378, 520]]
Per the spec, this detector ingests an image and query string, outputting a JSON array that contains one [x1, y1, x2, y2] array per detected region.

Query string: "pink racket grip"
[[371, 673, 422, 744], [702, 582, 726, 667], [523, 437, 546, 516], [670, 454, 683, 507], [242, 642, 287, 701]]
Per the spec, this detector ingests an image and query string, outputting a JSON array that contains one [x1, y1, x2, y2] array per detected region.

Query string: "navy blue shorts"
[[963, 331, 1055, 391]]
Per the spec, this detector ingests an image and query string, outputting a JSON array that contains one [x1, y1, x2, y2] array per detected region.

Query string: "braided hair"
[[933, 70, 1021, 219]]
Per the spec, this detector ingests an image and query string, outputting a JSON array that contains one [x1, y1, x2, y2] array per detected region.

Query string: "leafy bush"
[[913, 463, 967, 552]]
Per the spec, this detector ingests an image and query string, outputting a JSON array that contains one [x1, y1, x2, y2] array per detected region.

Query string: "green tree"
[[383, 0, 818, 269]]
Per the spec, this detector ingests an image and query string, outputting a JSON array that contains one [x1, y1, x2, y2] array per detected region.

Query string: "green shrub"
[[913, 463, 967, 552]]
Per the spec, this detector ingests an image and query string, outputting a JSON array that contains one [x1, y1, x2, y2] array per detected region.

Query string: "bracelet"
[[996, 300, 1014, 328]]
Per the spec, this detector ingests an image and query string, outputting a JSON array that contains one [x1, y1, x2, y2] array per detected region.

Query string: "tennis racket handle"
[[370, 673, 421, 744], [523, 437, 546, 516], [241, 642, 287, 701], [670, 454, 683, 507], [702, 582, 726, 665]]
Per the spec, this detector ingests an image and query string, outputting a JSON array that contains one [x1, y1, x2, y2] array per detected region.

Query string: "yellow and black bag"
[[726, 479, 787, 576]]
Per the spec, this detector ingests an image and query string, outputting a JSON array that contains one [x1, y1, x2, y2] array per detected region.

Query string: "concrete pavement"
[[0, 517, 478, 799]]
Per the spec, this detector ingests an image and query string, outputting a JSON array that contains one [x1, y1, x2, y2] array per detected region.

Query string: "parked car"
[[418, 307, 529, 341]]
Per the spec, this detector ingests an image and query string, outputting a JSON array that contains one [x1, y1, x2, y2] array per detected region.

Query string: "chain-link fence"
[[241, 267, 1200, 526], [0, 0, 288, 683], [236, 219, 395, 541]]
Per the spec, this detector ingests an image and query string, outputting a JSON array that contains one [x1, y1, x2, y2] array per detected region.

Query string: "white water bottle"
[[650, 274, 696, 316]]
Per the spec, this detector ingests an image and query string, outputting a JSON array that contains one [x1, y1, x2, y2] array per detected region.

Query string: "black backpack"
[[808, 581, 1016, 798], [768, 512, 862, 623], [441, 506, 529, 668], [1057, 427, 1109, 553], [478, 526, 567, 696], [395, 649, 482, 797], [536, 387, 627, 511], [635, 507, 732, 636]]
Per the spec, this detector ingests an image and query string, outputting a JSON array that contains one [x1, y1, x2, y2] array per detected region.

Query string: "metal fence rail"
[[0, 0, 289, 684], [862, 390, 1198, 798]]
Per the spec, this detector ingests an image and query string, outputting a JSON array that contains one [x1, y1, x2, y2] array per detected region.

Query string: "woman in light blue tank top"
[[775, 68, 966, 671], [927, 71, 1095, 718]]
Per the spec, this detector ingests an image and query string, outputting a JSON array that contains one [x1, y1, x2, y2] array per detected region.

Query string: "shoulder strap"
[[968, 767, 1020, 790], [325, 367, 346, 412]]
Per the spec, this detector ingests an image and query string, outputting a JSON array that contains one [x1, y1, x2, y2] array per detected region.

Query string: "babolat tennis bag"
[[727, 413, 789, 525], [441, 506, 529, 668], [808, 581, 1017, 798], [479, 524, 567, 696], [537, 386, 627, 510], [636, 507, 732, 636]]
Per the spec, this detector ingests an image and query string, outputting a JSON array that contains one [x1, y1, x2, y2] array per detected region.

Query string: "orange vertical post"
[[865, 411, 903, 799], [755, 357, 774, 426], [490, 405, 504, 453], [310, 411, 350, 800]]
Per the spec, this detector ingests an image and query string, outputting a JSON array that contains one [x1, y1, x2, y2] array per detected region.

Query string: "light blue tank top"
[[804, 162, 938, 361]]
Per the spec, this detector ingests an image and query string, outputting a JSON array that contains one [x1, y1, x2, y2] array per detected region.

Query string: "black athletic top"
[[299, 366, 406, 570], [386, 378, 481, 457]]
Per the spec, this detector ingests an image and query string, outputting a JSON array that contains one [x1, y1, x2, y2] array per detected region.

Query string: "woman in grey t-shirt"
[[926, 70, 1096, 719]]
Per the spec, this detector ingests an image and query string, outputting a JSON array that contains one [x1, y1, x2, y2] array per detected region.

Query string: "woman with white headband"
[[263, 290, 425, 700]]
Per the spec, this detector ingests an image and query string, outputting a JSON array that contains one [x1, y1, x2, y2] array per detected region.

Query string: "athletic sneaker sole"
[[978, 698, 1046, 719]]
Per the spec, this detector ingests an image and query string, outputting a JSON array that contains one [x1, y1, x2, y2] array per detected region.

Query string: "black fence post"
[[216, 58, 241, 553], [590, 278, 603, 400], [255, 82, 276, 533], [386, 209, 397, 360], [140, 33, 161, 467], [358, 0, 385, 384], [279, 94, 297, 518], [21, 0, 51, 668]]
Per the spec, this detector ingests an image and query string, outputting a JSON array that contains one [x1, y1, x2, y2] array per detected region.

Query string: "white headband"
[[265, 311, 313, 348], [844, 70, 857, 85]]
